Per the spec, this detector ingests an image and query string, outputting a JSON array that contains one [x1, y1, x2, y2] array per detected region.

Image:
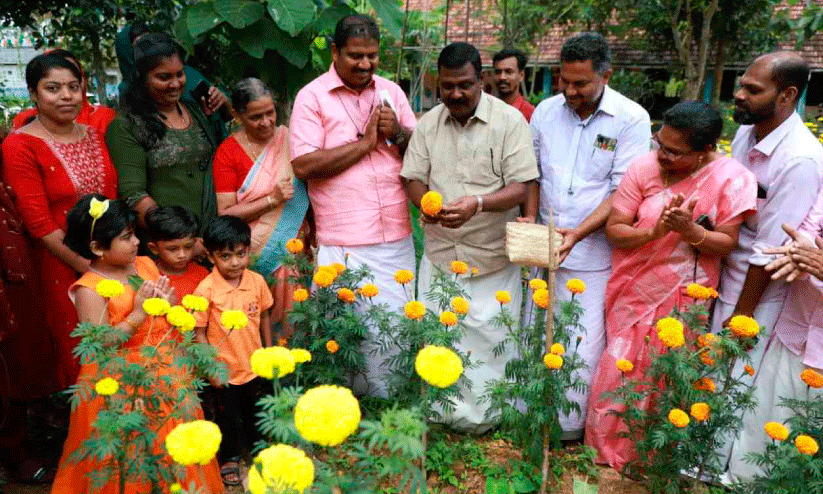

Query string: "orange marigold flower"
[[404, 301, 426, 320], [450, 296, 469, 315], [693, 377, 716, 393], [325, 340, 339, 354], [293, 288, 309, 303], [543, 353, 563, 369], [440, 311, 458, 326], [495, 291, 512, 304], [728, 315, 760, 338], [471, 267, 479, 276], [686, 283, 716, 300], [277, 338, 288, 347], [337, 288, 356, 303], [450, 261, 468, 275], [656, 317, 685, 348], [616, 359, 634, 373], [566, 278, 586, 294], [668, 408, 690, 428], [745, 365, 755, 376], [801, 368, 823, 388], [764, 422, 788, 441], [394, 269, 414, 284], [359, 284, 379, 298], [697, 333, 717, 348], [796, 435, 819, 455], [550, 343, 564, 356], [313, 269, 335, 288], [529, 278, 547, 291], [700, 352, 715, 366], [331, 263, 346, 275], [533, 288, 550, 309], [420, 191, 443, 217], [690, 403, 710, 422], [285, 238, 304, 254]]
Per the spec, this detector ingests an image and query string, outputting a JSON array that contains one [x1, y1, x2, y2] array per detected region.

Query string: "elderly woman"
[[584, 101, 758, 469]]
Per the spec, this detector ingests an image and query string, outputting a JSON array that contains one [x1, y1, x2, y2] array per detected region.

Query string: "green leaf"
[[573, 477, 598, 494], [267, 0, 315, 36], [127, 275, 145, 292], [234, 18, 309, 68], [368, 0, 403, 37], [214, 0, 265, 29], [315, 4, 357, 33], [186, 3, 223, 37]]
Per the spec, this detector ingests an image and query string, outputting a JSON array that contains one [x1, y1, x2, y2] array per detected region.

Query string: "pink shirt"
[[289, 67, 417, 246]]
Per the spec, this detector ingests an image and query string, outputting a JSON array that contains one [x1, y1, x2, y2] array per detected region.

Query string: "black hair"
[[231, 78, 274, 114], [128, 22, 150, 43], [333, 14, 380, 49], [438, 42, 482, 80], [771, 56, 810, 102], [203, 216, 251, 253], [560, 32, 611, 75], [64, 194, 137, 260], [47, 49, 83, 74], [145, 206, 199, 242], [121, 32, 187, 147], [493, 48, 527, 71], [662, 100, 723, 151], [25, 52, 83, 91]]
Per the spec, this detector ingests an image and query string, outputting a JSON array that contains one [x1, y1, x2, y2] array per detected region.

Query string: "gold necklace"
[[240, 131, 267, 161], [37, 115, 78, 143]]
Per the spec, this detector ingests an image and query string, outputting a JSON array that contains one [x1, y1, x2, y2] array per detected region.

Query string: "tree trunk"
[[712, 37, 727, 104], [465, 0, 470, 42], [89, 29, 106, 105], [395, 0, 410, 82], [444, 0, 451, 45], [668, 0, 695, 98], [694, 0, 721, 100], [503, 0, 508, 48]]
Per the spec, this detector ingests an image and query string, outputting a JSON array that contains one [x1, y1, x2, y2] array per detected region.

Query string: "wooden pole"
[[465, 0, 470, 42], [538, 208, 557, 494], [444, 0, 451, 45]]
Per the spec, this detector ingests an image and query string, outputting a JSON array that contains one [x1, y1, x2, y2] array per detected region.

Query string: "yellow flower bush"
[[728, 315, 760, 338], [142, 297, 171, 316], [293, 288, 309, 302], [616, 359, 634, 373], [566, 278, 586, 294], [439, 311, 458, 326], [290, 348, 312, 364], [450, 296, 469, 315], [95, 279, 125, 298], [550, 343, 564, 356], [690, 403, 710, 422], [668, 408, 690, 428], [533, 288, 550, 309], [764, 422, 789, 441], [313, 269, 335, 288], [801, 368, 823, 388], [181, 294, 208, 312], [165, 420, 221, 466], [248, 444, 315, 494], [337, 288, 356, 303], [294, 385, 361, 446], [415, 345, 463, 388], [325, 340, 339, 353], [795, 435, 819, 455], [166, 306, 196, 332], [220, 309, 249, 331], [394, 269, 414, 284], [359, 283, 378, 298], [543, 353, 563, 369], [250, 346, 296, 379], [420, 190, 443, 217], [95, 377, 119, 396], [686, 283, 718, 300], [404, 301, 425, 320], [285, 238, 304, 254], [495, 290, 512, 304], [450, 261, 468, 275], [656, 317, 685, 348], [529, 278, 547, 291]]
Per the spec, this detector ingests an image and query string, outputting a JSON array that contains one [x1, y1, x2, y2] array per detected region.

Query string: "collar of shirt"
[[443, 91, 492, 126], [209, 268, 254, 295], [323, 64, 376, 94], [749, 111, 802, 158], [563, 85, 618, 124]]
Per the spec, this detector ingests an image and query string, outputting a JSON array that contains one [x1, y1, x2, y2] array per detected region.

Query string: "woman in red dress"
[[1, 51, 118, 389]]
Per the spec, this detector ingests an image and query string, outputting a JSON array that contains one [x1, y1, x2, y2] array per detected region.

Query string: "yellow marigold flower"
[[550, 343, 564, 356], [450, 260, 468, 275], [616, 359, 634, 373], [331, 263, 346, 275], [693, 377, 716, 393], [415, 345, 463, 388], [290, 348, 312, 364], [690, 403, 710, 422], [337, 288, 356, 303], [166, 306, 196, 332], [533, 288, 550, 309], [220, 309, 249, 331], [95, 377, 119, 396], [440, 311, 458, 326], [285, 238, 304, 254], [181, 294, 208, 312], [294, 385, 361, 446], [801, 368, 823, 388], [686, 283, 716, 300], [697, 333, 717, 348], [394, 269, 414, 284], [471, 267, 479, 276], [543, 353, 563, 369], [165, 420, 221, 466], [764, 422, 789, 441], [359, 283, 378, 298], [668, 408, 690, 428], [325, 340, 339, 354], [170, 483, 182, 494], [700, 352, 715, 366], [313, 269, 335, 288], [495, 290, 512, 304], [566, 278, 586, 294], [250, 346, 296, 379], [404, 300, 426, 320], [529, 278, 547, 291], [142, 297, 171, 316], [796, 434, 819, 455], [95, 279, 125, 298], [420, 190, 443, 217], [728, 315, 760, 338], [450, 296, 469, 315], [293, 288, 309, 302], [656, 317, 685, 348], [88, 197, 109, 219], [248, 444, 315, 494], [745, 364, 755, 376]]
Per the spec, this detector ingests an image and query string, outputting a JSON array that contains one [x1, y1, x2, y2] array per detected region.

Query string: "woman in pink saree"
[[212, 78, 310, 341], [584, 101, 757, 469]]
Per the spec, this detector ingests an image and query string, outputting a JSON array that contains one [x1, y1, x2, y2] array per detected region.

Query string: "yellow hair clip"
[[89, 197, 109, 239]]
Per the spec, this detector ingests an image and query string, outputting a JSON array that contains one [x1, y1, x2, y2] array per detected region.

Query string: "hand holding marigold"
[[420, 190, 443, 217]]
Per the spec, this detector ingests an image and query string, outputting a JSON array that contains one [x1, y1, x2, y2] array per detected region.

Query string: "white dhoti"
[[317, 235, 415, 397], [522, 267, 609, 438], [418, 255, 522, 434]]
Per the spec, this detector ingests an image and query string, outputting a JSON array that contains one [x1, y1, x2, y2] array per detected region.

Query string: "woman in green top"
[[106, 32, 220, 238]]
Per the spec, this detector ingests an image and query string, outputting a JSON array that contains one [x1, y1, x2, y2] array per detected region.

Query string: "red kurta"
[[12, 102, 116, 136]]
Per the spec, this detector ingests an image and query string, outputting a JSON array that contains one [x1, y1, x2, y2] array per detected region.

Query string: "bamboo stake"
[[539, 207, 557, 494]]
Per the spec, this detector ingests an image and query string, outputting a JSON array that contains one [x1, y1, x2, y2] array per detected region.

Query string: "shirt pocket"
[[463, 154, 502, 195], [586, 148, 615, 181]]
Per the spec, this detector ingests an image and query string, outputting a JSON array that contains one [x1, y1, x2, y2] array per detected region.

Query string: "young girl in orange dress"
[[50, 194, 223, 494]]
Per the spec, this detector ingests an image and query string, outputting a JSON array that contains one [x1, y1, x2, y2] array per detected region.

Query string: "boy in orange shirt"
[[145, 206, 209, 298], [194, 216, 273, 486]]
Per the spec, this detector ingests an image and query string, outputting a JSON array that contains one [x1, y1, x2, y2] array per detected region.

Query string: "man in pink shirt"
[[289, 14, 417, 397]]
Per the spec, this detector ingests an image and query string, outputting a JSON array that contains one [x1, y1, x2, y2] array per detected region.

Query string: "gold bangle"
[[688, 226, 708, 246], [266, 195, 274, 209]]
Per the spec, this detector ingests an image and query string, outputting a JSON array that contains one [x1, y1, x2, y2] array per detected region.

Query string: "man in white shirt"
[[525, 32, 651, 440]]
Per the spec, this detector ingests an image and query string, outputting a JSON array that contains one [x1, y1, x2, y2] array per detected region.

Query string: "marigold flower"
[[697, 333, 717, 348], [331, 263, 346, 275], [450, 261, 468, 275], [394, 269, 414, 284], [313, 269, 335, 288], [801, 368, 823, 388], [285, 238, 304, 254], [290, 348, 311, 364], [495, 291, 512, 304], [686, 283, 717, 300], [420, 191, 443, 217], [728, 315, 760, 338], [220, 309, 249, 331], [293, 288, 309, 302], [166, 306, 196, 332], [313, 36, 326, 50], [543, 353, 563, 369], [141, 297, 170, 316], [294, 385, 361, 446], [700, 352, 715, 366], [95, 279, 125, 298], [95, 377, 119, 396], [616, 359, 634, 373], [88, 197, 109, 219], [337, 288, 356, 303], [693, 377, 716, 393], [325, 340, 339, 354], [170, 483, 182, 494], [248, 444, 314, 494], [550, 343, 564, 356], [668, 408, 690, 428], [181, 294, 208, 312], [529, 278, 548, 291], [656, 317, 685, 348], [690, 403, 710, 422], [745, 364, 755, 376], [533, 288, 550, 309], [764, 422, 789, 441], [796, 435, 819, 455], [165, 420, 221, 466], [440, 311, 458, 326], [359, 284, 378, 298], [566, 278, 586, 294], [471, 267, 479, 276], [278, 338, 288, 347], [250, 346, 296, 379], [404, 301, 426, 320], [450, 296, 469, 315], [415, 345, 463, 388]]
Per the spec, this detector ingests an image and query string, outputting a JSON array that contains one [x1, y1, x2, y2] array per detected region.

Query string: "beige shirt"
[[401, 93, 539, 274]]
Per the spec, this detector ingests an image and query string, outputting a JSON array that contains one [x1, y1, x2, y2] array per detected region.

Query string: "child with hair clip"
[[50, 194, 224, 494]]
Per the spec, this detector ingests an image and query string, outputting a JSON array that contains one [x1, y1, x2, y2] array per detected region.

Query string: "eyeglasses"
[[652, 134, 696, 160]]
